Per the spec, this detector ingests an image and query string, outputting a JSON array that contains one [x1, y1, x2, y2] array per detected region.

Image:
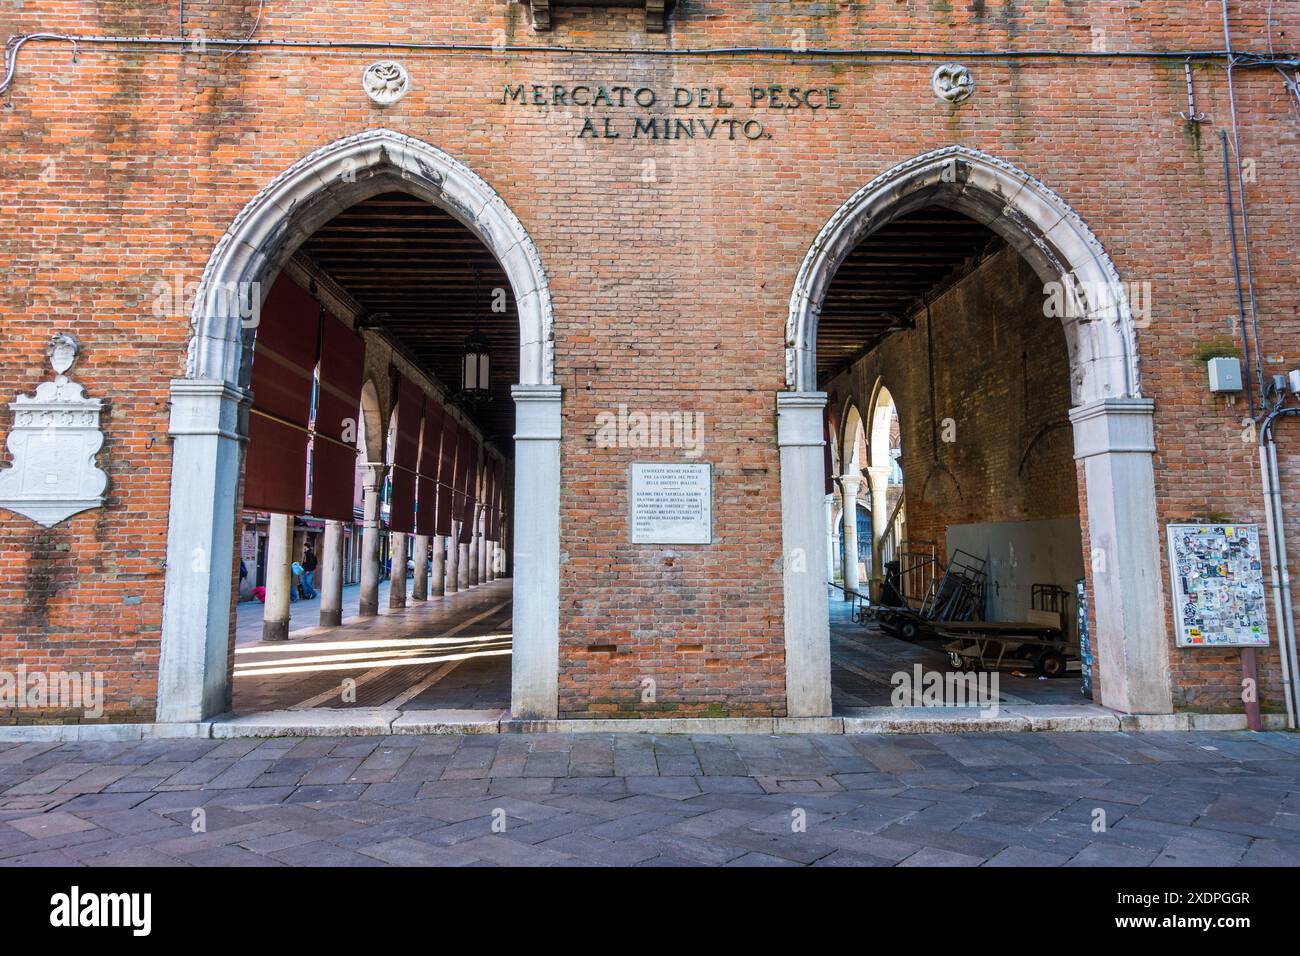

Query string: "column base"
[[359, 601, 378, 617], [262, 620, 289, 642], [319, 610, 342, 628]]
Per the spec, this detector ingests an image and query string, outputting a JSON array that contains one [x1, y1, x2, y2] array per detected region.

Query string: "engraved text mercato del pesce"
[[499, 82, 845, 141]]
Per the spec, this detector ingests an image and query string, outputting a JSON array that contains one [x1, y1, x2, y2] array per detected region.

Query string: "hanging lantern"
[[460, 329, 491, 403]]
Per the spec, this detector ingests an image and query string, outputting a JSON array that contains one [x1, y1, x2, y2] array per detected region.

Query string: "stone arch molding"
[[187, 127, 555, 388], [777, 145, 1171, 721], [786, 145, 1141, 405], [158, 130, 563, 724]]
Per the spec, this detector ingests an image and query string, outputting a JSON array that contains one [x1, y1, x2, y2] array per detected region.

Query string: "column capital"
[[777, 391, 827, 447], [167, 378, 249, 440], [1070, 398, 1156, 460], [513, 384, 562, 441]]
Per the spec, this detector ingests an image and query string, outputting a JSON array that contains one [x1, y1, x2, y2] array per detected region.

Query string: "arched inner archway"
[[157, 129, 561, 724], [865, 383, 906, 584], [782, 146, 1170, 719]]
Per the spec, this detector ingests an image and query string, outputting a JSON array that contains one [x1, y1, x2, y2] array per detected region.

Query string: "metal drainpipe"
[[1220, 129, 1255, 413], [1221, 0, 1268, 410], [1260, 407, 1300, 728]]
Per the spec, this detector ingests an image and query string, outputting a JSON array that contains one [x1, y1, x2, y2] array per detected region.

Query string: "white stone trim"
[[2, 708, 1288, 741], [777, 391, 832, 717], [786, 145, 1141, 405], [187, 128, 554, 388], [159, 130, 558, 722], [510, 384, 562, 719], [785, 148, 1171, 717], [1069, 399, 1172, 714], [156, 379, 249, 722]]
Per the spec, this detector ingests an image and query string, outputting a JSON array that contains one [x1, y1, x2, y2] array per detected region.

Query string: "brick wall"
[[0, 1, 1297, 720]]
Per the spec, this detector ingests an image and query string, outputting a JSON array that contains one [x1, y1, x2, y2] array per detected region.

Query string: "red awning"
[[415, 397, 443, 537], [245, 278, 320, 515], [455, 428, 478, 543], [436, 412, 458, 537], [493, 457, 506, 541], [309, 310, 364, 522], [388, 375, 423, 534], [483, 457, 496, 542]]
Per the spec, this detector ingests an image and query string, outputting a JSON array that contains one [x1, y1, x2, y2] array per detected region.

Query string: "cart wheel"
[[948, 651, 963, 669], [1037, 650, 1067, 679], [961, 657, 980, 673], [898, 620, 921, 642]]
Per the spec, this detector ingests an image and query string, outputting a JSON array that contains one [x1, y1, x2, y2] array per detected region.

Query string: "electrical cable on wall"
[[3, 30, 1299, 97]]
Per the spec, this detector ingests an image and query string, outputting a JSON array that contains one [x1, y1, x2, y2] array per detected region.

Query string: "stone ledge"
[[210, 709, 397, 738], [0, 708, 1287, 740], [392, 710, 507, 735], [843, 708, 1032, 734]]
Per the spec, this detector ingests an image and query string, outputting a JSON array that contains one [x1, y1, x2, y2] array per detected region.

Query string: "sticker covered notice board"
[[1167, 523, 1270, 648]]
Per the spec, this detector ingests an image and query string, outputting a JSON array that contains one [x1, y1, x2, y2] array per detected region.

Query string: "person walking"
[[301, 545, 318, 599], [290, 559, 303, 602]]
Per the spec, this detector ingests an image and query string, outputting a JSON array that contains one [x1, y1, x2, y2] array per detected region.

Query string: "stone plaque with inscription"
[[630, 462, 712, 544]]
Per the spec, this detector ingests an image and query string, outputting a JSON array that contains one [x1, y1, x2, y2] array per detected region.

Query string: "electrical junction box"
[[1208, 356, 1243, 393]]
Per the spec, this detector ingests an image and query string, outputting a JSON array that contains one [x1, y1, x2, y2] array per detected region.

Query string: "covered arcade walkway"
[[232, 579, 512, 718]]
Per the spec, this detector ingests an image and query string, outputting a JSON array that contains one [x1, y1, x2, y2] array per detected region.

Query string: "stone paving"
[[2, 730, 1300, 866]]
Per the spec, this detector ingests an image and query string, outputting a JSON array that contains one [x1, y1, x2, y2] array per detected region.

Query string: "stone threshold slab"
[[0, 707, 1286, 740]]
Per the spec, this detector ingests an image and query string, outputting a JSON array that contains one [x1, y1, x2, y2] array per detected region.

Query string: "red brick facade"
[[0, 1, 1297, 722]]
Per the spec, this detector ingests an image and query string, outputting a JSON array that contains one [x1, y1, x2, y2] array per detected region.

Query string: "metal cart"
[[877, 549, 987, 642], [939, 584, 1078, 678]]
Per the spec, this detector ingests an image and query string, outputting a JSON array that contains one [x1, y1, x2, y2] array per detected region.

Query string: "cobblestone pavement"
[[2, 731, 1299, 867]]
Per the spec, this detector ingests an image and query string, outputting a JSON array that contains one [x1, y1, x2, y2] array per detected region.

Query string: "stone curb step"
[[0, 706, 1287, 741]]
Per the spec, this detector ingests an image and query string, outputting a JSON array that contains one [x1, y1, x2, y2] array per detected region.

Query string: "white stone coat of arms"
[[0, 335, 108, 527]]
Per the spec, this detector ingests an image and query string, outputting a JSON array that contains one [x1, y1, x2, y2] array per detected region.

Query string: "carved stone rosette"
[[932, 64, 976, 104], [363, 61, 410, 106]]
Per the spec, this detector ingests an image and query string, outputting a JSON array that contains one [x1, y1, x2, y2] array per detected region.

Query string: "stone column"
[[157, 379, 247, 722], [1070, 398, 1173, 714], [511, 384, 562, 719], [777, 391, 832, 718], [412, 534, 430, 601], [840, 475, 862, 600], [389, 531, 409, 608], [468, 525, 480, 587], [358, 465, 383, 616], [320, 519, 345, 627], [458, 535, 471, 590], [430, 534, 447, 597], [262, 513, 294, 642], [867, 465, 891, 583], [446, 522, 461, 594]]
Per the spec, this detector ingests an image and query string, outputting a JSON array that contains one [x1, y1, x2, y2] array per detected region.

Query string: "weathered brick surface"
[[0, 2, 1297, 719]]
